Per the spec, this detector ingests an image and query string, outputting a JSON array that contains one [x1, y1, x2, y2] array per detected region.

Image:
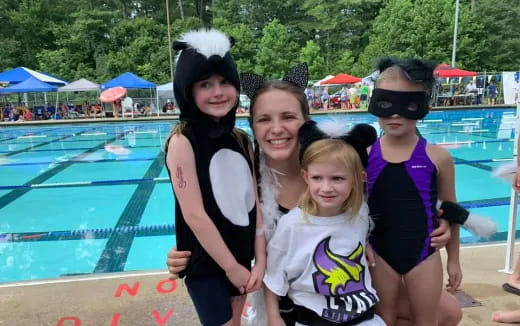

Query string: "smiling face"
[[192, 74, 238, 120], [302, 160, 353, 217], [376, 78, 427, 137], [252, 89, 306, 162]]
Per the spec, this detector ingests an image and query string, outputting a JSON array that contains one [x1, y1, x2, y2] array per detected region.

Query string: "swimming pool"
[[0, 107, 517, 283]]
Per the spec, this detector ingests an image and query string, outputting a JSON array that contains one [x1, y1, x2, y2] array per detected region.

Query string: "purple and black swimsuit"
[[367, 137, 439, 275]]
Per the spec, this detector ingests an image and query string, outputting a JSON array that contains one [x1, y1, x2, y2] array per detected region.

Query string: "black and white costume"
[[166, 29, 256, 284]]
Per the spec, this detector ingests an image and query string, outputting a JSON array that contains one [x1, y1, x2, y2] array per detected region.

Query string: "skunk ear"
[[298, 120, 328, 162], [341, 124, 377, 168], [240, 73, 266, 100], [229, 36, 236, 47], [348, 124, 377, 148], [283, 63, 309, 89], [172, 41, 188, 52]]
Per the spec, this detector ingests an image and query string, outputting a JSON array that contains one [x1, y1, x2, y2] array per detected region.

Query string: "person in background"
[[113, 99, 121, 118], [360, 83, 370, 109], [487, 82, 497, 105], [340, 87, 349, 110], [24, 108, 33, 121], [305, 86, 313, 110], [321, 87, 329, 110], [349, 84, 358, 109]]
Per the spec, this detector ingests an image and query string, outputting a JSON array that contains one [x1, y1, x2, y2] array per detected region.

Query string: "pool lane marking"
[[0, 196, 510, 242], [0, 270, 168, 288], [0, 129, 134, 211], [3, 127, 97, 157], [94, 152, 166, 273], [0, 177, 170, 190], [0, 223, 175, 243], [81, 132, 107, 136], [0, 156, 158, 166], [16, 135, 48, 139]]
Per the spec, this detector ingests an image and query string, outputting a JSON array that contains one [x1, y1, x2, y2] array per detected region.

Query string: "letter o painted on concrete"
[[156, 279, 177, 294], [56, 316, 81, 326]]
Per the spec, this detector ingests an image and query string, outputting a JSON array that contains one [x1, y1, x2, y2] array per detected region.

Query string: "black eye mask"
[[368, 88, 429, 120]]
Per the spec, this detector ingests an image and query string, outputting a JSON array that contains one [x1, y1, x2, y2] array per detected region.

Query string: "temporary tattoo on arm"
[[176, 166, 187, 189]]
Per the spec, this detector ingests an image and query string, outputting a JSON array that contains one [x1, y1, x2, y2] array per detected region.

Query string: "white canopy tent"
[[58, 78, 100, 92], [157, 82, 173, 99], [56, 78, 101, 118]]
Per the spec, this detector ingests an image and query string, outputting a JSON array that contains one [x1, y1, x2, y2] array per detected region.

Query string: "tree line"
[[1, 0, 518, 84]]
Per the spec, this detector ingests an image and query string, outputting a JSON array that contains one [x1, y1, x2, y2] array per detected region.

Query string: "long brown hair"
[[248, 80, 310, 197], [299, 139, 365, 219]]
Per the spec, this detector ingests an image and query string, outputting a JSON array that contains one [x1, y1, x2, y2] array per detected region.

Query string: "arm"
[[515, 137, 520, 192], [167, 134, 249, 292], [432, 145, 462, 293], [264, 287, 285, 326], [247, 138, 267, 292]]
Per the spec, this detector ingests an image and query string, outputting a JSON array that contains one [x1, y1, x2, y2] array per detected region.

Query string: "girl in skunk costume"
[[164, 29, 265, 326]]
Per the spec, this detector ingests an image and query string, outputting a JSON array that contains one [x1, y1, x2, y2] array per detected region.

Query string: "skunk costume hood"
[[173, 29, 240, 137]]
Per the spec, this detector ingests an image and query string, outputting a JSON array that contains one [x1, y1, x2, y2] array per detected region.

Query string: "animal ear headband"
[[240, 63, 309, 100], [298, 120, 377, 168]]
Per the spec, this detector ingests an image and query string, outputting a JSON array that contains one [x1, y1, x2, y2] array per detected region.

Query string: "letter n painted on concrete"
[[56, 316, 81, 326], [114, 282, 140, 297]]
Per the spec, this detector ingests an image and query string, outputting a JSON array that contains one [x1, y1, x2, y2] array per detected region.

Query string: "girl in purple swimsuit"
[[366, 58, 461, 326]]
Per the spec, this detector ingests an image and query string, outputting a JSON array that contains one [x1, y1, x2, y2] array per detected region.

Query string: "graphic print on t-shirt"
[[312, 237, 377, 322]]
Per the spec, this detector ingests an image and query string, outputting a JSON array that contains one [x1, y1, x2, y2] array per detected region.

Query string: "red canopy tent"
[[321, 73, 362, 85], [434, 64, 478, 78]]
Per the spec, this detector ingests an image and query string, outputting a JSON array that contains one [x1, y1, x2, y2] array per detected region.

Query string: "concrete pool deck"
[[1, 243, 520, 325]]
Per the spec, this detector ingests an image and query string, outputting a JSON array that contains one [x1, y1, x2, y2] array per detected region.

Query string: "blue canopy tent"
[[101, 72, 158, 117], [101, 72, 156, 89], [0, 76, 57, 93], [0, 77, 59, 119], [0, 67, 67, 86]]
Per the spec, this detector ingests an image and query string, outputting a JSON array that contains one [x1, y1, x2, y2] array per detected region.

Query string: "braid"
[[253, 139, 262, 199]]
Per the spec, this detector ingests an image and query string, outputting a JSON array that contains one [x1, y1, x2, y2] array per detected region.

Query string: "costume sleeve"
[[263, 214, 292, 296]]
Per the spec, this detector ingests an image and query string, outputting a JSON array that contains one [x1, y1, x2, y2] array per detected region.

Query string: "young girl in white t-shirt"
[[263, 120, 386, 326]]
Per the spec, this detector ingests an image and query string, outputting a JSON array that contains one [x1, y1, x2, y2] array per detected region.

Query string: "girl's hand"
[[166, 246, 191, 280], [446, 260, 463, 293], [246, 262, 265, 293], [366, 243, 376, 267], [514, 167, 520, 192], [430, 218, 451, 249], [225, 263, 251, 294]]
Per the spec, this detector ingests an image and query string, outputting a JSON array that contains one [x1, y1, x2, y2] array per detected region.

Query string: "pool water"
[[0, 107, 517, 283]]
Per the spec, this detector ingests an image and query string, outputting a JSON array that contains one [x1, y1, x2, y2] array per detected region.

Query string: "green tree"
[[333, 50, 357, 76], [213, 17, 257, 73], [358, 0, 484, 75], [299, 40, 326, 79], [475, 0, 520, 71], [255, 19, 298, 78]]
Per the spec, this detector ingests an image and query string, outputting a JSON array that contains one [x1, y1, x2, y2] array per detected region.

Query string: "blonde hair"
[[299, 139, 365, 219]]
